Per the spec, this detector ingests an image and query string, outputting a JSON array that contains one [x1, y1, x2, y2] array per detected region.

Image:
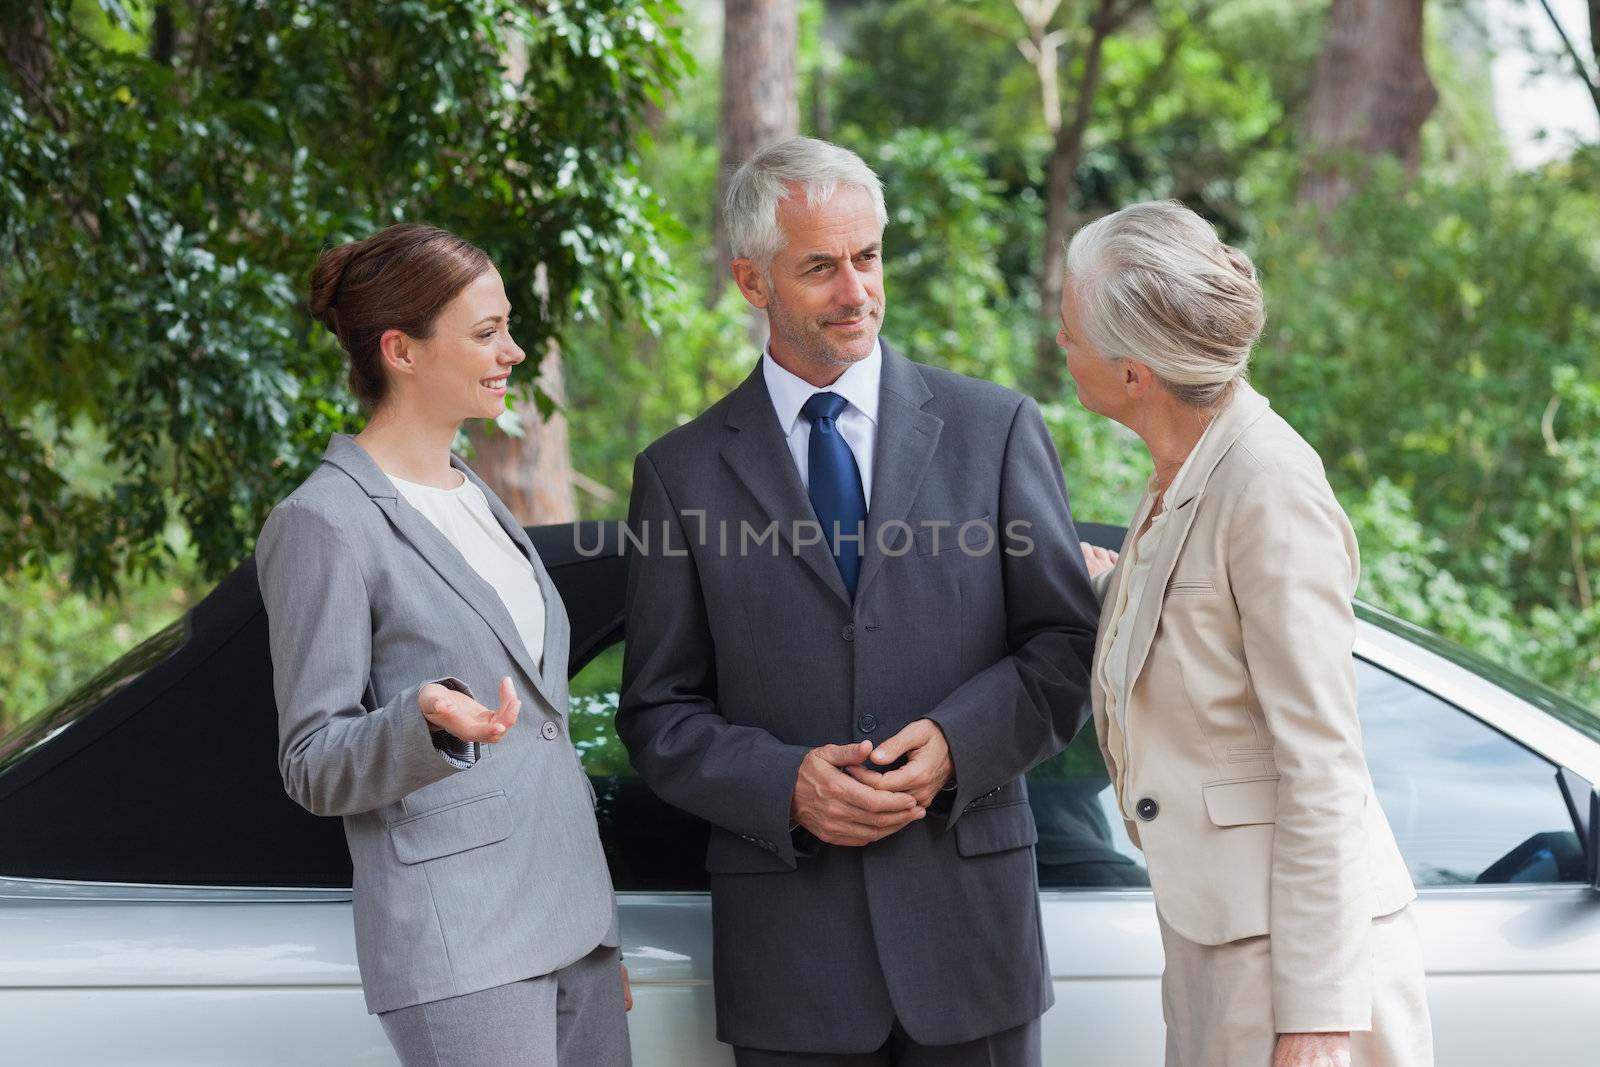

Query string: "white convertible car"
[[2, 521, 1597, 1065]]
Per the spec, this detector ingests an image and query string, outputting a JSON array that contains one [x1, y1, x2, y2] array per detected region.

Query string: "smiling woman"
[[251, 224, 631, 1066]]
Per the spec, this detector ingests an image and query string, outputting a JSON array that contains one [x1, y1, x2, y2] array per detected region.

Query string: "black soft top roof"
[[0, 523, 629, 887]]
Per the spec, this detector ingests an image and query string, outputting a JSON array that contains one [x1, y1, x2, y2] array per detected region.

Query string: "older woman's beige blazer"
[[1090, 381, 1416, 1032]]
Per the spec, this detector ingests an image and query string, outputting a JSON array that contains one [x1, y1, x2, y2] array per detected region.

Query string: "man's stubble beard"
[[766, 286, 881, 372]]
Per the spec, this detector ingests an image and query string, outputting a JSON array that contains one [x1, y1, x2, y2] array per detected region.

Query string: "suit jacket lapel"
[[320, 434, 562, 715], [1115, 383, 1273, 700], [720, 361, 854, 606], [855, 344, 942, 602]]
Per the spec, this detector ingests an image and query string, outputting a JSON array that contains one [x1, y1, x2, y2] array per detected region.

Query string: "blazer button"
[[841, 623, 856, 641], [541, 720, 559, 741], [1135, 797, 1159, 822], [857, 714, 878, 734]]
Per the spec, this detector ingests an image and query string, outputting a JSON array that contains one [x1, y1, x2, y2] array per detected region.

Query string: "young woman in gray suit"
[[1058, 202, 1433, 1067], [256, 224, 630, 1067]]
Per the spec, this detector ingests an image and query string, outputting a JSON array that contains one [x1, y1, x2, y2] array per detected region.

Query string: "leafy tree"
[[1254, 164, 1600, 703], [1, 0, 687, 597]]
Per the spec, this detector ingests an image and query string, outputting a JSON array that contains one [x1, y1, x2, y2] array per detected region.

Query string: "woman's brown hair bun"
[[307, 242, 358, 337]]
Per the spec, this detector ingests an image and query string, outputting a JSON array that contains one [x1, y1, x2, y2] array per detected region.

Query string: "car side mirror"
[[1557, 768, 1600, 890]]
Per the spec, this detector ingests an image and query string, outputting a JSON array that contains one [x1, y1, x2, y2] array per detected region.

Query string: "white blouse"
[[387, 470, 546, 674]]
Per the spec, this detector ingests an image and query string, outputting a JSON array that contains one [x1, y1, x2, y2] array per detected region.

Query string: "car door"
[[1350, 649, 1600, 1065], [1028, 729, 1165, 1064], [568, 640, 731, 1067], [1024, 637, 1600, 1067]]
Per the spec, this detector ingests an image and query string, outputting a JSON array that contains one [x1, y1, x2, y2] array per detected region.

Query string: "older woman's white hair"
[[724, 136, 888, 271], [1066, 200, 1265, 409]]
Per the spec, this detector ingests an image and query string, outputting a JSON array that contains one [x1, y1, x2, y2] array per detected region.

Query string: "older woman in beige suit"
[[1058, 201, 1433, 1067]]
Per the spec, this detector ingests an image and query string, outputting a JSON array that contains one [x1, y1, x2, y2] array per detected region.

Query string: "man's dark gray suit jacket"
[[617, 344, 1100, 1053]]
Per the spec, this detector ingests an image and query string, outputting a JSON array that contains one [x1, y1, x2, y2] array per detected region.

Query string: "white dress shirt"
[[388, 470, 546, 674], [761, 339, 882, 507]]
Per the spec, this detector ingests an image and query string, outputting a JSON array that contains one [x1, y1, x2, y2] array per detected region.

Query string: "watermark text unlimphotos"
[[574, 515, 1035, 559]]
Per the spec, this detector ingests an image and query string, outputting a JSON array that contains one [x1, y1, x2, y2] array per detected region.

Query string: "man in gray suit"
[[617, 137, 1100, 1064]]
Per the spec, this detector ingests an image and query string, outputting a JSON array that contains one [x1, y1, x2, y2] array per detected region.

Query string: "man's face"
[[753, 184, 885, 376]]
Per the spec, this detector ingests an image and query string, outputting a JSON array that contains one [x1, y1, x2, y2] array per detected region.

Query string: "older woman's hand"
[[1080, 541, 1119, 578], [1272, 1032, 1350, 1067]]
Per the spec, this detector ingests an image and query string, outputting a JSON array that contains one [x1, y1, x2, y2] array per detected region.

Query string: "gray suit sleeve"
[[257, 499, 477, 818], [924, 396, 1099, 825], [617, 451, 812, 866]]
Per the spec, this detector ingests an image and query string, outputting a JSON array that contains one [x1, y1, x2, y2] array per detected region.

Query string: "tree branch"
[[1535, 0, 1600, 122]]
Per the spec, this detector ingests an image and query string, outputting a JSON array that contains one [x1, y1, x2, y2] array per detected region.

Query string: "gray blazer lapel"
[[719, 362, 853, 606], [855, 345, 942, 602], [320, 434, 561, 715], [453, 456, 569, 704]]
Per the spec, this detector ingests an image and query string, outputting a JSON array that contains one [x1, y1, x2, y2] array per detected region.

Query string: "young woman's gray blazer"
[[254, 433, 617, 1015]]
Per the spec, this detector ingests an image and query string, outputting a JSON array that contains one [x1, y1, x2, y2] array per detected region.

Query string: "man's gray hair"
[[723, 136, 887, 269], [1066, 200, 1265, 409]]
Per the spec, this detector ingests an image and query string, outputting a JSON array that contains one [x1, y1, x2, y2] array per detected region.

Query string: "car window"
[[577, 641, 1155, 892], [1358, 659, 1586, 885], [573, 641, 1587, 891], [1028, 728, 1150, 888], [570, 640, 710, 892]]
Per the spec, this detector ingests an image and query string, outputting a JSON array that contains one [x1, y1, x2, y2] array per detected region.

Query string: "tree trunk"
[[710, 0, 799, 305], [2, 6, 58, 126], [150, 5, 176, 66], [467, 340, 578, 526], [1298, 0, 1438, 213], [468, 37, 577, 527], [1033, 4, 1120, 392]]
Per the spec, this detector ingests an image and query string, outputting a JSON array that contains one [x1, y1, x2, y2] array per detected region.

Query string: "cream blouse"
[[388, 470, 546, 673]]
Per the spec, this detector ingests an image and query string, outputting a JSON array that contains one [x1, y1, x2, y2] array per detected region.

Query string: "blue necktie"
[[802, 391, 867, 598]]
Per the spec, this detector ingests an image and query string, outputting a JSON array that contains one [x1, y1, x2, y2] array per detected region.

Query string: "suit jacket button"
[[541, 720, 558, 741], [1136, 797, 1159, 821], [842, 623, 856, 641], [857, 714, 878, 734]]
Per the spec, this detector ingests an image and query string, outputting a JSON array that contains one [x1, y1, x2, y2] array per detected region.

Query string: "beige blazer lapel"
[[1115, 383, 1272, 705]]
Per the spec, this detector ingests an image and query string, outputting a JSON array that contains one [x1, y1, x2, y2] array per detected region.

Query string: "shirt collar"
[[761, 338, 883, 436]]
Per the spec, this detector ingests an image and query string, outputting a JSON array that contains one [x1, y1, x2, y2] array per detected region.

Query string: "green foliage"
[[1, 0, 688, 597], [1254, 164, 1600, 705], [8, 0, 1600, 728], [573, 0, 1600, 719], [861, 128, 1032, 383], [0, 540, 203, 733]]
